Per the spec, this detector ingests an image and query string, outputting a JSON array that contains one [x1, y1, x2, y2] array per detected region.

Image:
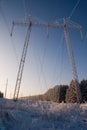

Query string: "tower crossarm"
[[11, 17, 82, 38], [11, 20, 82, 29]]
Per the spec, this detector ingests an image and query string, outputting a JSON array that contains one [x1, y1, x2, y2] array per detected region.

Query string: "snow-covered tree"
[[66, 80, 81, 103]]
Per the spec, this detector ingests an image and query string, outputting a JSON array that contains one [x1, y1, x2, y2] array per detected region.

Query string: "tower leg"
[[64, 22, 81, 103]]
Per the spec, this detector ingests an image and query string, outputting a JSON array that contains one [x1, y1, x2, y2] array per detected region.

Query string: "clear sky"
[[0, 0, 87, 98]]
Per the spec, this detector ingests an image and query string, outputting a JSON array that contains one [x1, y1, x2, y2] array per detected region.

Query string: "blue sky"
[[0, 0, 87, 98]]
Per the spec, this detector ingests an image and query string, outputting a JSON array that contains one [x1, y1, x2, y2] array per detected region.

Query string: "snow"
[[0, 99, 87, 130]]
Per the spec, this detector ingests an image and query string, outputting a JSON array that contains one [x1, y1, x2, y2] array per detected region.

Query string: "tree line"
[[21, 79, 87, 103]]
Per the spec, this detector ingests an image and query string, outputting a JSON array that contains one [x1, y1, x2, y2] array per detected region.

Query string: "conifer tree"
[[66, 80, 81, 103]]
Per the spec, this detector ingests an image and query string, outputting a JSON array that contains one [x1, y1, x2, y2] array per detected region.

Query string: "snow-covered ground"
[[0, 98, 87, 130]]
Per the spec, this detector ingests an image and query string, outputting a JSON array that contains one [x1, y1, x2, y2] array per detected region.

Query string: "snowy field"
[[0, 99, 87, 130]]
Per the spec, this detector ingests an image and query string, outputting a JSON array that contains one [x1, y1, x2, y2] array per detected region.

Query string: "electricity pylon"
[[5, 79, 8, 98], [11, 16, 82, 102]]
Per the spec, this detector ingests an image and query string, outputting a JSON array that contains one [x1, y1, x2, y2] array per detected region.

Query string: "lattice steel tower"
[[11, 17, 82, 102]]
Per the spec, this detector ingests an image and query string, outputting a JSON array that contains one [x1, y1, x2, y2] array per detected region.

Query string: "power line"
[[37, 41, 48, 90], [51, 34, 64, 86], [22, 0, 27, 19], [58, 35, 65, 85], [34, 43, 48, 91], [26, 38, 48, 93], [22, 0, 48, 92], [0, 5, 19, 65], [69, 0, 80, 18]]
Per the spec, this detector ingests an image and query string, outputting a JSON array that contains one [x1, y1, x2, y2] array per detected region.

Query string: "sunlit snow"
[[0, 98, 87, 130]]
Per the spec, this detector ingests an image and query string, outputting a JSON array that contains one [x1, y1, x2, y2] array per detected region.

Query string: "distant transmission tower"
[[5, 78, 8, 98], [11, 16, 82, 102]]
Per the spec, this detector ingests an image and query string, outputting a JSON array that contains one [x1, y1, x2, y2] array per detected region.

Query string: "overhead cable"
[[69, 0, 80, 18]]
